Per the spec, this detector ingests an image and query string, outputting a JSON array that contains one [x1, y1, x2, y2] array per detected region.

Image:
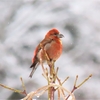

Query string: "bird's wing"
[[32, 38, 53, 62], [36, 38, 53, 54]]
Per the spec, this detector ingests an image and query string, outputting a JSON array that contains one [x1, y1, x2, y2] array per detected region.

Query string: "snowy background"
[[0, 0, 100, 99]]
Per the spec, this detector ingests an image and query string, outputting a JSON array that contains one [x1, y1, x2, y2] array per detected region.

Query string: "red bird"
[[29, 28, 64, 78]]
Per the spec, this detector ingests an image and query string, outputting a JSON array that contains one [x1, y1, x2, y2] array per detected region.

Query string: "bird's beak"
[[57, 34, 64, 38]]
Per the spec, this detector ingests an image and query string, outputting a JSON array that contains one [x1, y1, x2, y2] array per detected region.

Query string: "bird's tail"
[[29, 59, 39, 78]]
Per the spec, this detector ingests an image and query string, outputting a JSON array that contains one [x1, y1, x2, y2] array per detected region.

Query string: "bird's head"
[[45, 28, 64, 40]]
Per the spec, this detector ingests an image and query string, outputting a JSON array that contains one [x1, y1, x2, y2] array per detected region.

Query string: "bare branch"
[[65, 74, 92, 100], [77, 74, 92, 88]]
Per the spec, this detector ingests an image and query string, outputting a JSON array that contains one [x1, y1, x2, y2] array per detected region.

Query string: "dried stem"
[[62, 76, 69, 85], [58, 88, 60, 100], [20, 77, 27, 95], [65, 74, 92, 100], [77, 74, 92, 88], [0, 77, 27, 96], [59, 88, 66, 100], [55, 76, 69, 91], [56, 76, 66, 98]]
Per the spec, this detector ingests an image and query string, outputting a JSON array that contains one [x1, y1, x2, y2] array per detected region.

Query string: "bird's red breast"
[[29, 28, 64, 78]]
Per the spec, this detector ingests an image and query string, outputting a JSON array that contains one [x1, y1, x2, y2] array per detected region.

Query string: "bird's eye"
[[50, 32, 58, 36], [54, 33, 57, 36]]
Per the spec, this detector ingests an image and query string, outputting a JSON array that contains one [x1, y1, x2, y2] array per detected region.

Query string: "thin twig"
[[45, 68, 49, 76], [74, 75, 78, 87], [23, 85, 48, 100], [0, 78, 27, 95], [40, 61, 45, 74], [54, 67, 59, 82], [62, 76, 69, 85], [65, 74, 92, 100], [55, 76, 69, 91], [56, 76, 66, 97], [20, 77, 27, 95], [58, 88, 60, 100], [77, 74, 92, 88], [0, 83, 25, 95], [59, 88, 65, 100]]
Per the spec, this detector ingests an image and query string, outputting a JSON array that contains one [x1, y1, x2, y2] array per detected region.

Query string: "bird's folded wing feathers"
[[37, 38, 53, 53]]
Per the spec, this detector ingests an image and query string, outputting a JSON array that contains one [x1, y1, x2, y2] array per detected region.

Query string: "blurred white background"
[[0, 0, 100, 99]]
